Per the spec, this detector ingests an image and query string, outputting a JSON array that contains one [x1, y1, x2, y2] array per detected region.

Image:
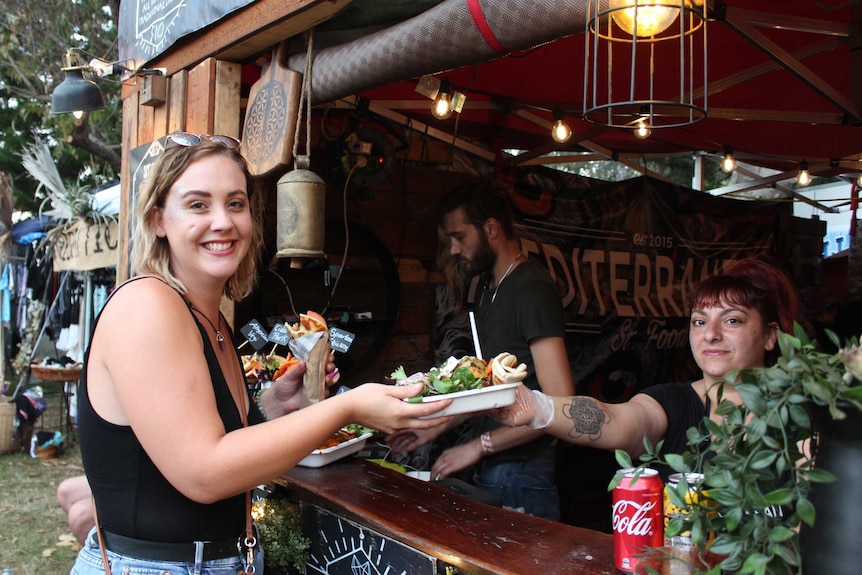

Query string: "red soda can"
[[612, 468, 664, 573]]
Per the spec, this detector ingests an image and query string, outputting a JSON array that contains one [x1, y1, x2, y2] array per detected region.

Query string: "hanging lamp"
[[583, 0, 708, 132]]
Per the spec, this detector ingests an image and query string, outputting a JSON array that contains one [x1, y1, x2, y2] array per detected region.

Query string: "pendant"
[[216, 331, 226, 351]]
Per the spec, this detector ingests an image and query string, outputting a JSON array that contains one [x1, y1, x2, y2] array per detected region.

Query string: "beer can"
[[612, 468, 664, 573], [663, 472, 712, 547]]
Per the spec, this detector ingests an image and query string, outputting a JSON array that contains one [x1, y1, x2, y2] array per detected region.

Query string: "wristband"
[[253, 390, 272, 421], [480, 431, 494, 455]]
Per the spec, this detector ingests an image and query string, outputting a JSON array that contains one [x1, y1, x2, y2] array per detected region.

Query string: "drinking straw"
[[468, 311, 483, 360]]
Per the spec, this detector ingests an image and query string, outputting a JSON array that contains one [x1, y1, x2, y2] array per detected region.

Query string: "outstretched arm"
[[496, 385, 669, 458]]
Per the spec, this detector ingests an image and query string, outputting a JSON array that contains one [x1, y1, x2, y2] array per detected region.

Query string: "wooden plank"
[[167, 71, 188, 134], [280, 460, 616, 575], [214, 60, 242, 137], [118, 91, 139, 284], [186, 59, 217, 135], [137, 100, 155, 145], [152, 82, 169, 139], [142, 0, 351, 75]]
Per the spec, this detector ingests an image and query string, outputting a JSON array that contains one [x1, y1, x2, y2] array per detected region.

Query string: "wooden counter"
[[276, 458, 616, 575]]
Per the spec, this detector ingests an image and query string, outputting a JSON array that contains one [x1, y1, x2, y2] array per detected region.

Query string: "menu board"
[[118, 0, 255, 65]]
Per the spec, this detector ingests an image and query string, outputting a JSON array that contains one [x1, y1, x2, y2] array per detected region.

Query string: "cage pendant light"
[[583, 0, 708, 132]]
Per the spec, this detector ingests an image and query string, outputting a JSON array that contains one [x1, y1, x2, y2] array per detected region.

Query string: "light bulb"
[[721, 148, 737, 173], [72, 110, 85, 120], [856, 174, 862, 188], [431, 91, 453, 120], [634, 119, 651, 139], [551, 110, 572, 143], [609, 0, 681, 38], [797, 162, 811, 187]]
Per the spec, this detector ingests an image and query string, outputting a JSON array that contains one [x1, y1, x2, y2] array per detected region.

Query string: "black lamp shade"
[[51, 69, 105, 115]]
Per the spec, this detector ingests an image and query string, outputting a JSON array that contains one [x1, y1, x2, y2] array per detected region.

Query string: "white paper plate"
[[297, 432, 373, 468], [409, 382, 520, 418], [406, 470, 431, 481]]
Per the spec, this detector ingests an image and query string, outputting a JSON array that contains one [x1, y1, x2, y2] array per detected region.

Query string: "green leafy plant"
[[613, 325, 862, 575], [254, 496, 311, 573]]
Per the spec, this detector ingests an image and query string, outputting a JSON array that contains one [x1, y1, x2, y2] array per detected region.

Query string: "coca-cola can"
[[612, 467, 664, 573]]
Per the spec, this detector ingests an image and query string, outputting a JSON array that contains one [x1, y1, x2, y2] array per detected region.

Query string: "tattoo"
[[563, 397, 609, 440]]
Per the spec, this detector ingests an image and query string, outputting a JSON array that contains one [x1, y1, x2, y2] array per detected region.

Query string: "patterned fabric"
[[287, 0, 593, 104]]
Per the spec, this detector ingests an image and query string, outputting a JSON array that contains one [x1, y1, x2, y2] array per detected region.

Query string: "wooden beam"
[[707, 107, 845, 124], [731, 8, 849, 36], [724, 7, 862, 123], [143, 0, 351, 75], [333, 97, 496, 162]]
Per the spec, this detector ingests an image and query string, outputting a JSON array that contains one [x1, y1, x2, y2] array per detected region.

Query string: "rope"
[[292, 29, 315, 163]]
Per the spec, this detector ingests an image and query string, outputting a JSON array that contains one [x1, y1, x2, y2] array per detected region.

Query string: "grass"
[[1, 381, 85, 575]]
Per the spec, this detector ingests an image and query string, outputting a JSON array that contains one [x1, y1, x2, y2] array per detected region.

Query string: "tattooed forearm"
[[563, 397, 609, 440]]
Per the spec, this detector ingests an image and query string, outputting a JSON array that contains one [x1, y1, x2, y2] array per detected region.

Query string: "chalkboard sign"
[[329, 327, 355, 353], [303, 504, 436, 575], [267, 323, 290, 346], [240, 319, 269, 351]]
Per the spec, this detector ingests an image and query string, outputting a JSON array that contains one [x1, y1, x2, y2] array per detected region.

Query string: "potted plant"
[[615, 326, 862, 575], [253, 496, 311, 574]]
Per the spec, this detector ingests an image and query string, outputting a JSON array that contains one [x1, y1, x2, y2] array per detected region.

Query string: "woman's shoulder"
[[99, 276, 187, 323]]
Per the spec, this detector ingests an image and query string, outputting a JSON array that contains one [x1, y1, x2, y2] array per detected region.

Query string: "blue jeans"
[[473, 448, 560, 521], [70, 527, 264, 575]]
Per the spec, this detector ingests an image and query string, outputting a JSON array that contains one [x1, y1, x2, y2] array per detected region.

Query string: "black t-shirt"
[[473, 259, 566, 464], [637, 381, 710, 480]]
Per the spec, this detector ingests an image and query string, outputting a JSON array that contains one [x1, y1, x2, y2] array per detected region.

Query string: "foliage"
[[0, 0, 121, 214], [254, 496, 311, 572], [613, 325, 862, 575]]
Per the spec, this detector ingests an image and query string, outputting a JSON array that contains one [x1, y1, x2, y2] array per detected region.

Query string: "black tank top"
[[77, 277, 247, 542]]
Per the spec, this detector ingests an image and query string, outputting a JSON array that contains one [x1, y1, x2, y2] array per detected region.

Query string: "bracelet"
[[480, 432, 494, 455], [253, 390, 272, 422]]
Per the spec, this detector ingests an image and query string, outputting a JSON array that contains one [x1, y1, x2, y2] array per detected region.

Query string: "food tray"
[[30, 364, 82, 381], [297, 432, 373, 468], [412, 382, 520, 418]]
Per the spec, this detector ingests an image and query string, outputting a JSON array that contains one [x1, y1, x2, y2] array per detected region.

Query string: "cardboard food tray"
[[412, 382, 520, 418], [297, 432, 373, 468]]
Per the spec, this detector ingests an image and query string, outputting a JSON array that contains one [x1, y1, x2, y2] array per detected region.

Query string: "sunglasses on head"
[[165, 132, 240, 150]]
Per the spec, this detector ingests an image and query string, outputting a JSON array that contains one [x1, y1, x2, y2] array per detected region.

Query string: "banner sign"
[[437, 172, 799, 403], [517, 174, 786, 401], [52, 219, 119, 271]]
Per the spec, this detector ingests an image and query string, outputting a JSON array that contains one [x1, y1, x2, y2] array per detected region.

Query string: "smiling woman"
[[70, 132, 454, 575], [493, 257, 799, 478]]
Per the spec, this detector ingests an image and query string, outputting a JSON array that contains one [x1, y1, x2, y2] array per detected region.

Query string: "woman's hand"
[[262, 353, 339, 419], [344, 382, 453, 435]]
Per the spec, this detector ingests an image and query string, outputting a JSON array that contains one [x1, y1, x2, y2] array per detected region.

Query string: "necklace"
[[491, 251, 523, 303], [189, 303, 226, 351]]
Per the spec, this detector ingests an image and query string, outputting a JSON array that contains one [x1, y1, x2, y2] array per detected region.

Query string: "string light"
[[797, 160, 812, 187], [431, 79, 454, 120], [634, 118, 652, 139], [551, 109, 572, 143], [721, 146, 737, 173]]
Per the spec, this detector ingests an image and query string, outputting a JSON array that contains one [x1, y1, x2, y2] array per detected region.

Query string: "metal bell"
[[275, 155, 326, 259]]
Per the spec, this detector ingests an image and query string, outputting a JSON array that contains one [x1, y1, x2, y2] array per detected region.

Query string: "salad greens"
[[390, 356, 488, 398]]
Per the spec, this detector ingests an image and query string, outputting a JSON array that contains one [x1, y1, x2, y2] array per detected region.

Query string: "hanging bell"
[[275, 155, 326, 259]]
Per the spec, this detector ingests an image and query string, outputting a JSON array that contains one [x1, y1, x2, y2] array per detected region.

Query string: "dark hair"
[[440, 179, 516, 238], [688, 258, 798, 333]]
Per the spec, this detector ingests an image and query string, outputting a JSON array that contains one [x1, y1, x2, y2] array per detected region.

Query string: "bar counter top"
[[277, 458, 616, 575]]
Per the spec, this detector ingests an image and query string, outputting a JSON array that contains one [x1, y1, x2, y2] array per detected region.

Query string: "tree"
[[0, 0, 121, 214]]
